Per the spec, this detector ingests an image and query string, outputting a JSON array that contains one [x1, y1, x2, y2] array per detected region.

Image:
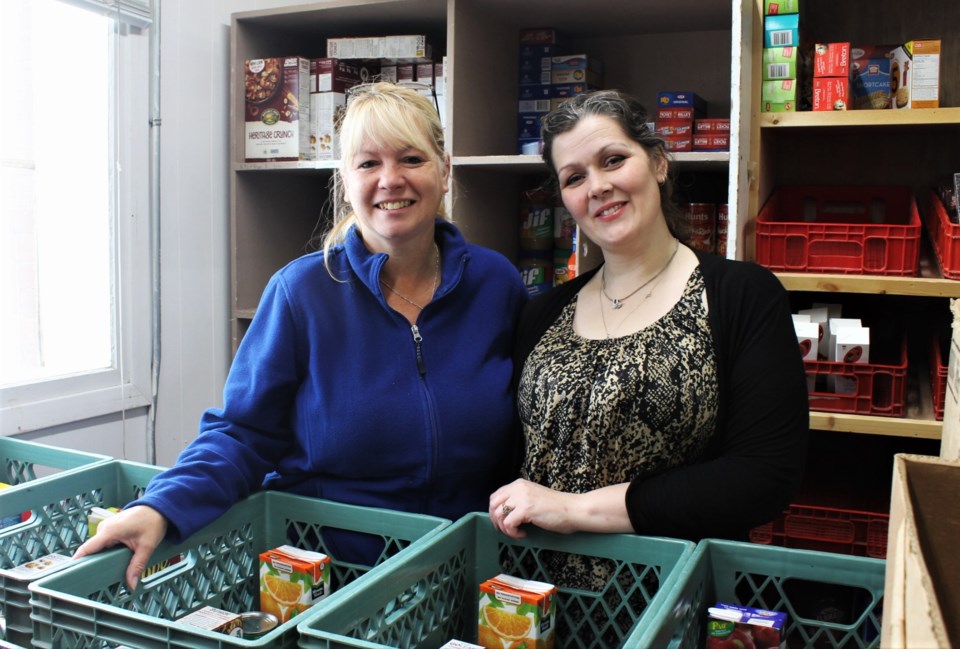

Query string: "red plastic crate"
[[924, 189, 960, 279], [932, 335, 948, 421], [750, 504, 889, 559], [804, 337, 908, 417], [756, 185, 921, 275]]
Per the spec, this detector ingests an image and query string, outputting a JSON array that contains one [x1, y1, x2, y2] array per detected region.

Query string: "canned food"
[[240, 611, 279, 638]]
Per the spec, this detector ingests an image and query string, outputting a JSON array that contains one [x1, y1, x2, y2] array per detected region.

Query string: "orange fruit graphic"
[[264, 573, 303, 606], [483, 606, 533, 640], [477, 624, 505, 648]]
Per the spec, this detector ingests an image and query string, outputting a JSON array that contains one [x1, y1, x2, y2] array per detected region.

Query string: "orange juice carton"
[[478, 574, 556, 649], [176, 606, 242, 637], [890, 40, 941, 109], [259, 545, 331, 624], [707, 602, 786, 649]]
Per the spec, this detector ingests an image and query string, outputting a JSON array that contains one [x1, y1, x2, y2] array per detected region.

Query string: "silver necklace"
[[598, 240, 679, 339], [601, 239, 680, 309], [381, 243, 440, 311]]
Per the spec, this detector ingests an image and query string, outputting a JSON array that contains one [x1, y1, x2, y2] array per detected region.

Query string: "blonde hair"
[[321, 82, 448, 272]]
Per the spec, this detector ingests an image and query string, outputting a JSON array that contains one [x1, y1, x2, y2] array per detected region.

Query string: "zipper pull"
[[411, 325, 426, 375]]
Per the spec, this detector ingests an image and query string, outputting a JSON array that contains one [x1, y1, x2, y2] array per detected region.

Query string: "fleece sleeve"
[[625, 263, 809, 540]]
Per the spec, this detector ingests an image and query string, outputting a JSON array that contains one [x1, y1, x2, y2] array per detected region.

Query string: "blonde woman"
[[77, 83, 527, 589]]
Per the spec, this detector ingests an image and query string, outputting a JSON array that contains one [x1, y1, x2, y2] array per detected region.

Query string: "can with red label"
[[681, 203, 717, 254], [716, 204, 729, 257]]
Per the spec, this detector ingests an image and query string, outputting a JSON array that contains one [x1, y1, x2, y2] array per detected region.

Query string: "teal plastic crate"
[[297, 511, 695, 649], [635, 538, 886, 649], [0, 459, 162, 647], [0, 437, 110, 489], [29, 491, 448, 648]]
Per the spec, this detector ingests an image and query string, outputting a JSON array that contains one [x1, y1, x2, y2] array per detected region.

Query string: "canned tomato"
[[716, 203, 729, 257], [681, 203, 716, 254], [240, 612, 279, 638]]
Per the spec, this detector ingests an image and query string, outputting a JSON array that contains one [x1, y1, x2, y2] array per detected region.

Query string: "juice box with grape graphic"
[[477, 574, 556, 649], [259, 545, 331, 624]]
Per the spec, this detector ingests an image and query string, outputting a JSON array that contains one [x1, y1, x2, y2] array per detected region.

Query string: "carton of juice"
[[477, 574, 556, 649], [259, 545, 331, 624]]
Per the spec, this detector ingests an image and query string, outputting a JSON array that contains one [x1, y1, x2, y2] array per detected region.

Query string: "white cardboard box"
[[308, 92, 346, 160]]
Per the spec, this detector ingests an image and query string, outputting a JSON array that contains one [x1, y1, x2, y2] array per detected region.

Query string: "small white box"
[[835, 325, 870, 364], [798, 307, 829, 359], [827, 318, 863, 361], [795, 320, 820, 362], [309, 92, 346, 160]]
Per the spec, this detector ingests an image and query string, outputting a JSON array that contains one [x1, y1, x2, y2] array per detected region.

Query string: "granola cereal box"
[[478, 574, 556, 649], [244, 56, 311, 162]]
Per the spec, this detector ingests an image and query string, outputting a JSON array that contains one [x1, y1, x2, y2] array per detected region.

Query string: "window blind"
[[59, 0, 152, 29]]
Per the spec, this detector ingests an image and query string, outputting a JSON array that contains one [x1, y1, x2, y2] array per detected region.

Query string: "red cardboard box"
[[693, 134, 730, 150], [814, 42, 850, 78], [658, 122, 694, 137], [657, 107, 695, 121], [813, 77, 850, 111], [664, 135, 692, 152], [695, 118, 730, 133]]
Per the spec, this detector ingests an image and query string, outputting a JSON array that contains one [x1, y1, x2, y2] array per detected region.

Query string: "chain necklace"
[[601, 239, 680, 309], [598, 240, 680, 339], [380, 243, 440, 311]]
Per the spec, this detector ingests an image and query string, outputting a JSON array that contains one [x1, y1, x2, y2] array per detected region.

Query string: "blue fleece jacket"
[[134, 220, 527, 555]]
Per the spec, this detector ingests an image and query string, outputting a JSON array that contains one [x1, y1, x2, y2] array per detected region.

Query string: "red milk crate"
[[932, 335, 949, 421], [924, 189, 960, 279], [756, 185, 921, 275], [750, 503, 889, 559], [804, 336, 908, 417]]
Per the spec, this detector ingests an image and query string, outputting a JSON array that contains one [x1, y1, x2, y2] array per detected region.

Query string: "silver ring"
[[501, 504, 513, 516]]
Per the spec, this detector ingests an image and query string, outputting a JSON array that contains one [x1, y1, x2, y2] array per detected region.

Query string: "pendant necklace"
[[601, 238, 680, 310], [598, 239, 680, 339], [381, 243, 441, 311]]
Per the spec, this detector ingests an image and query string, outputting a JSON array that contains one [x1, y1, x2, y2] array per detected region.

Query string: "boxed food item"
[[814, 42, 850, 78], [762, 46, 797, 80], [416, 62, 435, 85], [890, 39, 941, 109], [244, 56, 311, 162], [378, 63, 398, 82], [327, 34, 432, 62], [259, 545, 331, 624], [309, 58, 361, 93], [176, 606, 243, 637], [764, 13, 799, 48], [850, 44, 896, 109], [478, 574, 556, 649], [657, 91, 708, 115], [706, 602, 787, 649], [659, 122, 694, 137], [550, 55, 603, 86], [794, 318, 819, 361], [761, 78, 797, 112], [4, 552, 72, 580], [519, 85, 552, 113], [695, 118, 731, 133], [764, 0, 799, 14], [813, 76, 850, 110], [550, 82, 597, 110], [518, 44, 565, 85], [693, 133, 730, 151], [519, 27, 567, 46], [440, 641, 483, 649], [518, 113, 544, 140], [664, 134, 693, 152], [798, 306, 829, 359], [309, 92, 346, 160], [0, 481, 29, 528], [658, 107, 696, 122]]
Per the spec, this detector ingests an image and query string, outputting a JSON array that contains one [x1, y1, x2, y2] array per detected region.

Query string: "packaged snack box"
[[259, 545, 331, 624], [889, 39, 941, 109], [762, 46, 797, 80], [850, 44, 896, 109], [177, 606, 242, 637], [706, 602, 786, 649], [478, 574, 556, 649], [761, 79, 797, 112], [764, 13, 799, 48], [764, 0, 799, 14], [813, 77, 850, 111], [814, 42, 850, 78]]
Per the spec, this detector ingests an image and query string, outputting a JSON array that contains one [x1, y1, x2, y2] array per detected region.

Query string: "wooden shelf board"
[[759, 107, 960, 129], [777, 272, 960, 298], [235, 161, 338, 172], [451, 151, 729, 171], [810, 411, 942, 439]]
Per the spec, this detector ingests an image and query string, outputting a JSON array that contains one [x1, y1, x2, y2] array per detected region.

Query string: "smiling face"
[[550, 114, 669, 255]]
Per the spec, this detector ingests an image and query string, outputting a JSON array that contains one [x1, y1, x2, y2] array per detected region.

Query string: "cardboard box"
[[518, 113, 544, 140], [550, 82, 596, 110], [939, 299, 960, 458], [519, 85, 552, 113], [259, 545, 331, 624], [695, 118, 731, 133], [850, 44, 896, 109], [440, 642, 483, 649], [550, 55, 603, 86], [693, 133, 730, 151], [794, 319, 819, 361], [813, 77, 850, 111], [814, 42, 850, 78], [883, 454, 960, 647], [664, 134, 692, 152], [309, 92, 345, 160], [309, 58, 361, 93], [519, 44, 564, 86], [244, 57, 310, 162], [434, 61, 446, 95], [658, 122, 694, 137], [326, 35, 432, 62], [890, 40, 941, 109], [798, 306, 829, 360], [764, 13, 799, 48], [519, 27, 567, 45], [762, 46, 797, 80], [764, 0, 799, 14], [835, 325, 870, 364], [761, 79, 797, 112], [707, 602, 787, 649], [657, 91, 708, 115], [478, 574, 556, 649], [176, 606, 242, 637], [658, 107, 695, 122]]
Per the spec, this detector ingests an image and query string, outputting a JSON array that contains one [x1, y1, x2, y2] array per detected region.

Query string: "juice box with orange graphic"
[[259, 545, 331, 624], [477, 574, 556, 649]]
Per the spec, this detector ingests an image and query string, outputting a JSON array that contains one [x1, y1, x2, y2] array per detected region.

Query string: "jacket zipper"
[[411, 324, 426, 375]]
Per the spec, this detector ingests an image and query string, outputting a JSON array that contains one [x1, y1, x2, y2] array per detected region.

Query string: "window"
[[0, 0, 152, 434]]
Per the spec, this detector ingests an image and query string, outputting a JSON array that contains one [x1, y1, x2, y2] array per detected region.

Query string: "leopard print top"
[[517, 267, 719, 591]]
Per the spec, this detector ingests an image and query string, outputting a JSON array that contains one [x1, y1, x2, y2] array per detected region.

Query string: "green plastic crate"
[[0, 459, 162, 647], [0, 437, 110, 490], [28, 491, 448, 648], [634, 538, 886, 649], [297, 511, 695, 649]]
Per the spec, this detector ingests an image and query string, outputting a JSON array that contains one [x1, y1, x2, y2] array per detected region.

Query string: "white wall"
[[23, 0, 309, 467]]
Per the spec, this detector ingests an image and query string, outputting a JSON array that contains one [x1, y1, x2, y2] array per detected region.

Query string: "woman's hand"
[[73, 505, 169, 591], [489, 479, 633, 538]]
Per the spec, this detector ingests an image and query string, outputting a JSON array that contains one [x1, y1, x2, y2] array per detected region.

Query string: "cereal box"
[[309, 92, 346, 160], [309, 58, 361, 93], [244, 56, 311, 162], [177, 606, 242, 637], [478, 574, 556, 649], [259, 545, 331, 624], [890, 39, 941, 109], [850, 44, 896, 109], [706, 602, 786, 649]]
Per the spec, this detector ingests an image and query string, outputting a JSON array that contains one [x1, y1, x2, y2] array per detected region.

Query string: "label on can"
[[681, 203, 717, 254]]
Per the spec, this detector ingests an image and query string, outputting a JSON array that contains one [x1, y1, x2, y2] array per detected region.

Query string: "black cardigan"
[[512, 249, 810, 541]]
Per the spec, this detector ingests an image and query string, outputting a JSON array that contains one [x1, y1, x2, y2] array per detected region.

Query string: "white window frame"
[[0, 2, 153, 435]]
